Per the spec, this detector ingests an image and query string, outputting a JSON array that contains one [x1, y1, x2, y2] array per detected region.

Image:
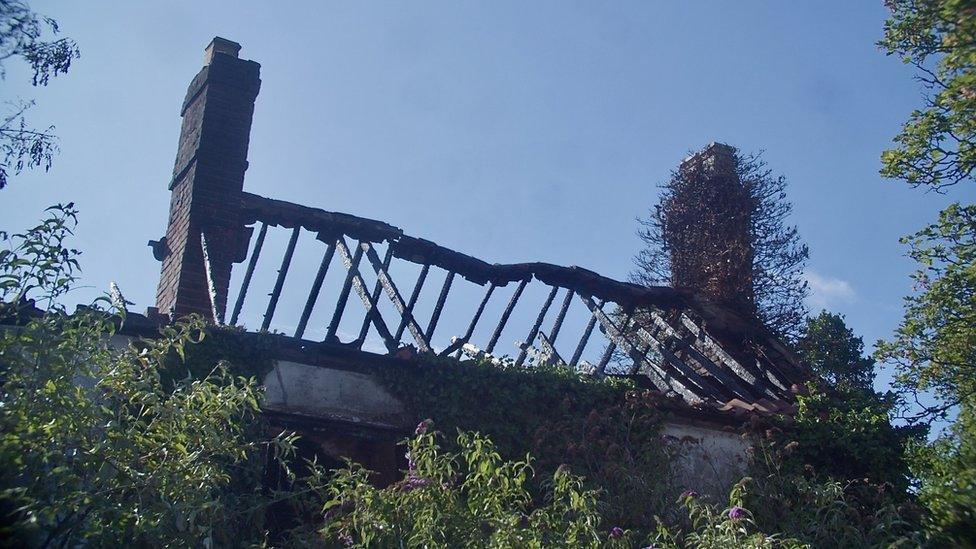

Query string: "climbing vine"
[[148, 323, 279, 390]]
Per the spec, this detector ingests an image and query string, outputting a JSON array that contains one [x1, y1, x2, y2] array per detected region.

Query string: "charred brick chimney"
[[153, 37, 261, 321], [666, 142, 756, 316]]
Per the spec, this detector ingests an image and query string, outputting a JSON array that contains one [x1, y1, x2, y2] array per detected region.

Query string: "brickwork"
[[155, 38, 261, 321], [669, 143, 756, 316]]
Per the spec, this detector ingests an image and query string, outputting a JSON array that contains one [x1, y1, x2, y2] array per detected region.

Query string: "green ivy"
[[373, 355, 686, 532], [374, 356, 631, 455], [151, 324, 279, 390]]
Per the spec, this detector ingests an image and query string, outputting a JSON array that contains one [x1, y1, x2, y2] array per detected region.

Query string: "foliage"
[[878, 3, 976, 543], [0, 313, 272, 546], [0, 100, 58, 190], [753, 384, 919, 495], [879, 0, 976, 191], [0, 206, 330, 546], [374, 338, 926, 542], [320, 424, 925, 549], [0, 0, 78, 85], [652, 482, 806, 549], [0, 202, 79, 311], [874, 202, 976, 545], [737, 346, 924, 546], [876, 203, 976, 424], [0, 0, 79, 189], [633, 148, 809, 341], [792, 311, 923, 500], [744, 423, 923, 548], [321, 424, 631, 548], [741, 472, 920, 549], [736, 312, 929, 546], [373, 355, 698, 532], [155, 323, 279, 391], [905, 410, 976, 546], [797, 311, 877, 393], [528, 388, 682, 530], [373, 355, 634, 461]]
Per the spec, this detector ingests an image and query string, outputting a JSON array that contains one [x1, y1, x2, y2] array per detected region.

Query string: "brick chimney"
[[666, 142, 756, 316], [153, 37, 261, 322]]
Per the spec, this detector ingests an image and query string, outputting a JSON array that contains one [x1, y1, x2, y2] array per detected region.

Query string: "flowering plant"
[[320, 422, 633, 547], [651, 479, 804, 548]]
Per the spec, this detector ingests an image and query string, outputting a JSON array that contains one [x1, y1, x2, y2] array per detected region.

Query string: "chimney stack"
[[154, 37, 261, 322], [666, 142, 756, 316]]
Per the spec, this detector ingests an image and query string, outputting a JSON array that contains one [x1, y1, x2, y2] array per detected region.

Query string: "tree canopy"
[[879, 0, 976, 191], [0, 0, 79, 190], [797, 311, 877, 393], [875, 1, 976, 543]]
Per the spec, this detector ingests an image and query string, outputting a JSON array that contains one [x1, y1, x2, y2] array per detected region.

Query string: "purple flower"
[[415, 419, 432, 435], [400, 474, 430, 493], [680, 490, 699, 500], [728, 506, 747, 520], [609, 526, 624, 539], [339, 533, 354, 547]]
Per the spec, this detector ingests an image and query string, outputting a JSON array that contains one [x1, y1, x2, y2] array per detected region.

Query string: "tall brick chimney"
[[666, 142, 756, 316], [153, 37, 261, 322]]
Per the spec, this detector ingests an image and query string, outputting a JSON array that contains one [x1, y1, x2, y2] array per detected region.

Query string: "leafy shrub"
[[907, 410, 976, 546], [320, 421, 632, 548], [530, 389, 683, 529], [740, 384, 924, 547], [652, 482, 804, 549], [754, 384, 920, 492], [374, 355, 698, 532], [318, 426, 920, 548], [0, 205, 327, 546], [743, 468, 922, 548]]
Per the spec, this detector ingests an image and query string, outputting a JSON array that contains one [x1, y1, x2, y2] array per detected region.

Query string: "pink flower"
[[415, 419, 432, 435]]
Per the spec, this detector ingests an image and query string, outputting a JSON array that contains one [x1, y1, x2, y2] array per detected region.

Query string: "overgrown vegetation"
[[0, 206, 324, 545], [793, 313, 924, 492], [877, 1, 976, 546], [373, 357, 690, 530], [632, 148, 809, 341], [321, 423, 626, 547], [321, 421, 921, 548], [1, 1, 974, 546], [0, 207, 926, 547], [876, 204, 976, 545]]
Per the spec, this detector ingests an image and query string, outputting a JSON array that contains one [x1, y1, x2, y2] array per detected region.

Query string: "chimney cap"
[[204, 37, 241, 64], [681, 141, 735, 166], [680, 142, 737, 178]]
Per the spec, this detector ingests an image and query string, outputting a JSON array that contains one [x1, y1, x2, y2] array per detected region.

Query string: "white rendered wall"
[[661, 421, 752, 496]]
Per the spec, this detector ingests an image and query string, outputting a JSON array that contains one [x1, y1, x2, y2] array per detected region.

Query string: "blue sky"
[[3, 2, 973, 393]]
